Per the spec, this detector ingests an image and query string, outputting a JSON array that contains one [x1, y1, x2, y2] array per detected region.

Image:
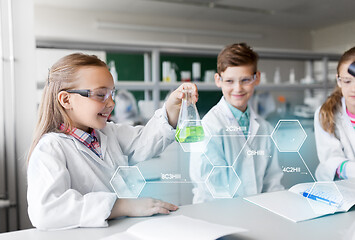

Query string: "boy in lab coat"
[[190, 43, 284, 203]]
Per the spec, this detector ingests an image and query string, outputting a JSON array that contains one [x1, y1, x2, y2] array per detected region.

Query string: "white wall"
[[0, 0, 37, 231], [34, 6, 312, 50], [311, 20, 355, 53], [13, 0, 37, 231]]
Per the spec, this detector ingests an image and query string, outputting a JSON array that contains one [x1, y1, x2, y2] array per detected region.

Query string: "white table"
[[1, 197, 355, 240]]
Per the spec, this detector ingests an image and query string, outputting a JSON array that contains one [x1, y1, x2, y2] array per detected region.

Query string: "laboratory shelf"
[[255, 82, 335, 91], [154, 82, 336, 91], [37, 81, 336, 92], [115, 81, 155, 91], [0, 199, 11, 209], [159, 82, 217, 91], [37, 39, 340, 61], [112, 81, 335, 92], [36, 40, 341, 110]]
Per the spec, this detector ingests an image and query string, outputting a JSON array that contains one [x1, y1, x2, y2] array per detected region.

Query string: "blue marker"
[[302, 191, 340, 207]]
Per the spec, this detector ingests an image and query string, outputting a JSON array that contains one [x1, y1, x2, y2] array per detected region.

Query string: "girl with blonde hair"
[[27, 53, 198, 230], [314, 46, 355, 181]]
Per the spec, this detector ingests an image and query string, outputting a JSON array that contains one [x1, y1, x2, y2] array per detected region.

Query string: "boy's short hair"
[[217, 43, 259, 74]]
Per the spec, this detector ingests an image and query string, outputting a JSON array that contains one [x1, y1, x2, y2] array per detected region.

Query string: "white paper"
[[245, 180, 355, 222], [335, 181, 355, 210], [245, 190, 327, 222], [101, 215, 247, 240]]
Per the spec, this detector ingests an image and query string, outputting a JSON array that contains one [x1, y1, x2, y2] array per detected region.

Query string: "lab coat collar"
[[248, 106, 260, 137], [219, 97, 260, 137], [225, 100, 250, 122], [218, 97, 237, 125], [62, 131, 110, 168], [97, 130, 108, 159]]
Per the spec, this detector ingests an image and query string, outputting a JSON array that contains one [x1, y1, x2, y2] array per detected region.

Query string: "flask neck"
[[177, 89, 201, 126], [182, 89, 193, 105]]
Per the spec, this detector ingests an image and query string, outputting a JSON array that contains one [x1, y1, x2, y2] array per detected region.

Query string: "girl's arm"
[[108, 198, 178, 219], [112, 83, 198, 165], [314, 108, 348, 181]]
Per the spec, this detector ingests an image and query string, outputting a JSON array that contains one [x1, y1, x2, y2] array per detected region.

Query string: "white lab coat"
[[27, 107, 175, 230], [314, 97, 355, 181], [190, 97, 284, 203]]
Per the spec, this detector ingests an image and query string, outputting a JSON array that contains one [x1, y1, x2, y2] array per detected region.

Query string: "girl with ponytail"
[[27, 53, 198, 230], [314, 46, 355, 181]]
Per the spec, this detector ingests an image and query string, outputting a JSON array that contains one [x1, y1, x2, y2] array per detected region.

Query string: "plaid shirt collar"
[[59, 124, 103, 159]]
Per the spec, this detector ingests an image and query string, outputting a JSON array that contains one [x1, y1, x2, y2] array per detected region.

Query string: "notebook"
[[244, 180, 355, 222], [101, 215, 247, 240]]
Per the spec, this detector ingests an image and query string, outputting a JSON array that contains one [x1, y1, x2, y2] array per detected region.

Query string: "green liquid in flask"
[[176, 125, 205, 143]]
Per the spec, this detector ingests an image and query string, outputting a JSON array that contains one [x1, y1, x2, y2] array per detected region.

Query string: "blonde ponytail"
[[319, 86, 342, 134]]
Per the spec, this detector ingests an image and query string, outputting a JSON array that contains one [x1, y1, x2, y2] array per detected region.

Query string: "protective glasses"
[[66, 87, 116, 102], [337, 75, 355, 86], [219, 73, 257, 87]]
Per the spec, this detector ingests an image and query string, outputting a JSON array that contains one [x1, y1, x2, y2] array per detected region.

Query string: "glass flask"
[[175, 89, 205, 143]]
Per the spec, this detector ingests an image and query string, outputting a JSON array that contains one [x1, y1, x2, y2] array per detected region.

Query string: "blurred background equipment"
[[113, 90, 142, 125], [109, 60, 118, 83]]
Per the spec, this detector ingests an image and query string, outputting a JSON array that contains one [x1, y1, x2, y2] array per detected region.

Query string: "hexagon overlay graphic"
[[110, 166, 146, 198], [176, 120, 212, 153], [278, 152, 315, 188], [204, 135, 246, 167], [232, 136, 274, 168], [205, 166, 241, 198], [190, 152, 214, 182], [304, 181, 343, 215], [271, 120, 307, 152]]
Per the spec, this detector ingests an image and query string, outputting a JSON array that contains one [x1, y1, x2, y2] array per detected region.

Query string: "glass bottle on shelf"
[[175, 89, 204, 143], [162, 61, 171, 82], [273, 67, 281, 84], [192, 62, 201, 82], [109, 61, 118, 83], [276, 95, 287, 118], [289, 68, 296, 84]]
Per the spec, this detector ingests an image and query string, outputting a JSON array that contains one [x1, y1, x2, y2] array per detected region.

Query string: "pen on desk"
[[302, 191, 340, 207]]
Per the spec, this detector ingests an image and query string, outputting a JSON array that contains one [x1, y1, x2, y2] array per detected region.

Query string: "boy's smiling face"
[[215, 65, 260, 112]]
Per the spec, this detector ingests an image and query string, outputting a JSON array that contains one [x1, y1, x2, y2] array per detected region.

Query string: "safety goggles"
[[66, 87, 116, 102], [219, 73, 257, 87], [337, 75, 355, 86]]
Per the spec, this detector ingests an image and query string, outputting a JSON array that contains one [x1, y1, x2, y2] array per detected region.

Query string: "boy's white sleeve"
[[314, 108, 347, 181], [112, 104, 176, 165], [27, 139, 117, 230]]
